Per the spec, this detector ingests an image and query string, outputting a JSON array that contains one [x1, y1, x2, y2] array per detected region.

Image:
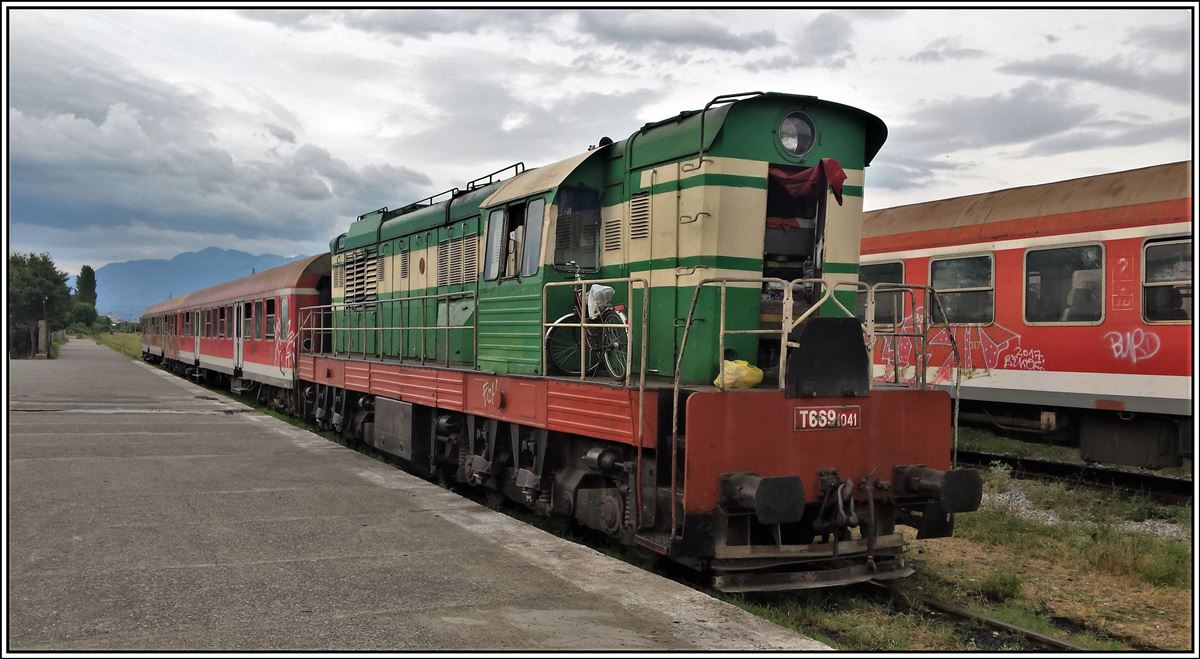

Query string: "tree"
[[8, 252, 71, 357], [77, 265, 97, 306], [69, 301, 99, 328]]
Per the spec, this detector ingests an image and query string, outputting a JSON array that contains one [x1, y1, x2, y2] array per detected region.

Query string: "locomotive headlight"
[[779, 112, 815, 156]]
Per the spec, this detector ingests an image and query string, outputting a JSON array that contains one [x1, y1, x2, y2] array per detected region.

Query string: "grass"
[[48, 337, 67, 359], [93, 332, 143, 359], [957, 499, 1191, 589]]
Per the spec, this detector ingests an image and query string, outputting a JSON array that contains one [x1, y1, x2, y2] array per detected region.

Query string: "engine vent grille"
[[603, 213, 623, 251], [400, 250, 410, 279], [629, 192, 651, 240], [343, 247, 378, 303]]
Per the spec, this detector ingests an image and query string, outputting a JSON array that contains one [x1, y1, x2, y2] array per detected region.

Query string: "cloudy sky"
[[5, 7, 1194, 275]]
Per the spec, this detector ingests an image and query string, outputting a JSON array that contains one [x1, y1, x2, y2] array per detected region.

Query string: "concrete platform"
[[7, 340, 828, 650]]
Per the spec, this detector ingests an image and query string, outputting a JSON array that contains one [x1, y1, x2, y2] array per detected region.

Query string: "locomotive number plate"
[[793, 405, 861, 431]]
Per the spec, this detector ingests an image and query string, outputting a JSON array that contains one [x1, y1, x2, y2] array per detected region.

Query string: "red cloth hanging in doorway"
[[765, 158, 847, 230]]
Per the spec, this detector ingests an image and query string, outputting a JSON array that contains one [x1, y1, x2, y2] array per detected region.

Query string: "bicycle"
[[545, 261, 629, 380]]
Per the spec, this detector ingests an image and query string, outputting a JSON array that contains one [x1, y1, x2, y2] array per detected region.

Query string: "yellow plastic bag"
[[714, 359, 763, 389]]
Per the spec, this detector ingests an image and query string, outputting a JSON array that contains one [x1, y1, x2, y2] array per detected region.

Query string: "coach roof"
[[141, 254, 330, 317]]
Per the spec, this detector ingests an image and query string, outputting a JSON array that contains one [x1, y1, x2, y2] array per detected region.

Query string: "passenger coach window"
[[1025, 245, 1103, 323], [857, 261, 905, 324], [553, 186, 601, 272], [1144, 238, 1192, 322], [266, 299, 276, 339], [521, 199, 546, 277], [281, 298, 289, 340], [930, 255, 993, 324], [254, 300, 264, 339], [218, 306, 226, 338], [243, 302, 253, 338]]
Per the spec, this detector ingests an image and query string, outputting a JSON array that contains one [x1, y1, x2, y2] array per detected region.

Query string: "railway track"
[[867, 580, 1087, 650], [956, 450, 1194, 503]]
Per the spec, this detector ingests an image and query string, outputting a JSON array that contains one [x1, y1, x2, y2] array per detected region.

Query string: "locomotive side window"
[[930, 255, 993, 324], [1144, 238, 1192, 323], [521, 198, 546, 277], [483, 209, 505, 281], [857, 261, 905, 325], [1024, 244, 1104, 324], [553, 186, 601, 272]]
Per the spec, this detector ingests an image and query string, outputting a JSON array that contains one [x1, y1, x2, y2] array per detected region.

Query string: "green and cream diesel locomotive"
[[298, 92, 981, 590]]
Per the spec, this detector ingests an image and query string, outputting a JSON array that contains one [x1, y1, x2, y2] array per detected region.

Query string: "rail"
[[298, 290, 478, 367], [542, 277, 651, 529]]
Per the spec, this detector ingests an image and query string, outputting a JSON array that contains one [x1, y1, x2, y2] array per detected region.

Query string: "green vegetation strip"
[[94, 332, 144, 360]]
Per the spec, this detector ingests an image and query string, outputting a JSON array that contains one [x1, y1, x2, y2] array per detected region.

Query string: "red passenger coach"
[[141, 255, 330, 403], [860, 161, 1193, 468]]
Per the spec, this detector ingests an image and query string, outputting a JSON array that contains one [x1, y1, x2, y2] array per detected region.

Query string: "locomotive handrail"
[[541, 276, 650, 531], [681, 92, 764, 173], [297, 290, 478, 368]]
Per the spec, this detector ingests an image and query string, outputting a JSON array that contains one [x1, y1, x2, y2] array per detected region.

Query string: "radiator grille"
[[603, 213, 623, 251], [343, 247, 378, 303], [629, 192, 651, 240]]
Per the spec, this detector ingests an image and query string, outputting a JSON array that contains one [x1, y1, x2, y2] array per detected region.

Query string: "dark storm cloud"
[[906, 38, 986, 63], [1124, 21, 1190, 53], [574, 11, 777, 53], [7, 35, 430, 260], [266, 123, 297, 143], [742, 12, 855, 71], [998, 54, 1189, 105], [1023, 115, 1191, 157]]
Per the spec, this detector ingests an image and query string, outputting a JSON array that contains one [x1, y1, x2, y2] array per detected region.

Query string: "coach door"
[[233, 302, 244, 370]]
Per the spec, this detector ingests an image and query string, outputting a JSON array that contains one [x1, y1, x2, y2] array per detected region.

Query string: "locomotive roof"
[[141, 253, 330, 317], [861, 160, 1192, 251], [338, 92, 886, 250]]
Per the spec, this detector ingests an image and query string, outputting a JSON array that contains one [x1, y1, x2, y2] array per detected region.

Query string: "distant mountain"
[[95, 248, 299, 320]]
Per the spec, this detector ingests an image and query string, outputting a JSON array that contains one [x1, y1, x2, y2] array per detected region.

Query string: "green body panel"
[[344, 210, 384, 250], [326, 92, 885, 385]]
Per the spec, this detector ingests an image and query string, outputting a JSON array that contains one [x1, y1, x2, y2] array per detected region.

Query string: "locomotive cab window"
[[930, 255, 994, 324], [1024, 244, 1104, 324], [521, 198, 546, 277], [484, 203, 531, 281], [553, 186, 601, 272], [1144, 238, 1192, 323], [857, 261, 905, 325]]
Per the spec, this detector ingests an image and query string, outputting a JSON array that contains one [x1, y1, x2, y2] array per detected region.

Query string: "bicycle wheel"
[[599, 308, 629, 380], [546, 312, 598, 375]]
